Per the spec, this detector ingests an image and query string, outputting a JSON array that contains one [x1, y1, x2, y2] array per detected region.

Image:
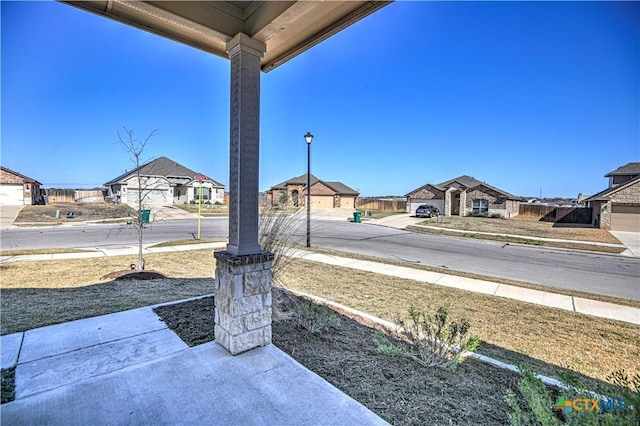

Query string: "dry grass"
[[421, 216, 622, 244], [0, 248, 97, 256], [2, 250, 638, 388], [281, 259, 640, 386], [174, 204, 228, 217], [0, 249, 216, 289], [15, 203, 135, 224], [149, 238, 228, 248], [303, 246, 640, 309]]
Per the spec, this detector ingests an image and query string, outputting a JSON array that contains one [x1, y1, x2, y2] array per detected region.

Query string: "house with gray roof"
[[105, 156, 225, 207], [265, 173, 359, 209], [584, 162, 640, 232], [405, 175, 522, 218]]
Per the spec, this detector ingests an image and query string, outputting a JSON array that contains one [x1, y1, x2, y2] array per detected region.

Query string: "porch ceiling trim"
[[61, 0, 391, 72]]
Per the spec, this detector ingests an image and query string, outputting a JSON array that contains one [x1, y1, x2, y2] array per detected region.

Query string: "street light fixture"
[[304, 132, 313, 247]]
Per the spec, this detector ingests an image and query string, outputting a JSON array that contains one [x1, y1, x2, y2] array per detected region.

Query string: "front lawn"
[[417, 216, 620, 244]]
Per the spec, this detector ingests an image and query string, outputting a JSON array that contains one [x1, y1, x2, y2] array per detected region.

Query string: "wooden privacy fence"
[[519, 204, 592, 224], [41, 188, 107, 203], [356, 198, 407, 211]]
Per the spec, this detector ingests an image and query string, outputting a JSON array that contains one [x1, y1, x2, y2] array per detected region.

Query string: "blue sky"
[[2, 1, 638, 198]]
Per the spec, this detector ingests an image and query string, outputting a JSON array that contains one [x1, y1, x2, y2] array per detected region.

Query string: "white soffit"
[[62, 1, 391, 72]]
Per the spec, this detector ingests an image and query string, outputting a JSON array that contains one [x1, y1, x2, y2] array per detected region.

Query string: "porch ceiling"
[[61, 1, 391, 72]]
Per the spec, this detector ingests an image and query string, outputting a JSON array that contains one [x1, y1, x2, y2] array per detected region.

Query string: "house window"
[[195, 187, 210, 201], [472, 199, 489, 214]]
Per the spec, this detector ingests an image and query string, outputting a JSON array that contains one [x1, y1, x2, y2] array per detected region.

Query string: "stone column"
[[214, 33, 273, 355], [444, 189, 452, 216], [214, 251, 274, 355], [459, 191, 467, 217]]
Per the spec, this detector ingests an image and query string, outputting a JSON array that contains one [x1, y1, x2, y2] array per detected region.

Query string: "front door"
[[452, 192, 461, 215]]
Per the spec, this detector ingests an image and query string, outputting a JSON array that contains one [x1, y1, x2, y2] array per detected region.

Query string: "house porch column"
[[214, 33, 273, 355]]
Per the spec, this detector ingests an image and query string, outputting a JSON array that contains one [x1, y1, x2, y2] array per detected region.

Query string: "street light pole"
[[197, 179, 203, 240], [304, 132, 313, 247]]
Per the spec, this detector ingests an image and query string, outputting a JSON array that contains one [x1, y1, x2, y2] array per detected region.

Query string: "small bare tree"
[[117, 127, 159, 272]]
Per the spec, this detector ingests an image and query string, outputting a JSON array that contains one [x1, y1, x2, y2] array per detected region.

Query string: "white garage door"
[[127, 189, 170, 206], [0, 184, 24, 205], [409, 199, 444, 216], [611, 204, 640, 232]]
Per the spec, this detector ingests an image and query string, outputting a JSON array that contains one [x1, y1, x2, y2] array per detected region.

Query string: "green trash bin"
[[353, 212, 361, 223], [141, 209, 151, 224]]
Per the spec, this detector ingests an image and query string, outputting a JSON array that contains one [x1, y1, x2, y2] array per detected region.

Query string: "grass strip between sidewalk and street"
[[301, 246, 640, 309], [1, 249, 638, 388]]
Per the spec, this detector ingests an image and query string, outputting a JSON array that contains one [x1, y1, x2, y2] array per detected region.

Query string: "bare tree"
[[117, 127, 159, 272]]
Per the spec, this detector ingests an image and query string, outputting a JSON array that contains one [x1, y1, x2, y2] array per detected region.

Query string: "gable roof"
[[268, 174, 358, 195], [0, 166, 42, 185], [437, 175, 484, 189], [406, 175, 519, 199], [270, 173, 320, 190], [584, 175, 640, 202], [324, 181, 359, 195], [605, 162, 640, 177], [105, 156, 223, 186]]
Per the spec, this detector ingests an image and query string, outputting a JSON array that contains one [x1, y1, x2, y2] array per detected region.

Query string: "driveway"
[[610, 231, 640, 257], [147, 205, 197, 221], [0, 205, 24, 229]]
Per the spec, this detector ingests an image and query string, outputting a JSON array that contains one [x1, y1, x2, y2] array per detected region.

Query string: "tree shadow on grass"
[[0, 277, 213, 336]]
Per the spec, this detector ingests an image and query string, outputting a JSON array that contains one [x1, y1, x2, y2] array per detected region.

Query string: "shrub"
[[489, 213, 503, 219], [291, 300, 341, 334], [467, 211, 489, 218], [375, 305, 479, 369], [506, 367, 640, 426]]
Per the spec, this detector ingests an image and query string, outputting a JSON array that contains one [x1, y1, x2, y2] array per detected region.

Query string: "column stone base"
[[214, 250, 274, 355]]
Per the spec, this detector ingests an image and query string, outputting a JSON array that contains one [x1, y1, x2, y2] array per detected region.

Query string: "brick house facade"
[[406, 175, 521, 218], [585, 163, 640, 232], [265, 174, 358, 208], [0, 167, 42, 205]]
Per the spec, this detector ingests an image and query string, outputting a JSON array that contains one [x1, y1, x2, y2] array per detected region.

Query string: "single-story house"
[[584, 162, 640, 232], [0, 166, 42, 206], [265, 174, 359, 209], [406, 175, 522, 218], [105, 156, 225, 207]]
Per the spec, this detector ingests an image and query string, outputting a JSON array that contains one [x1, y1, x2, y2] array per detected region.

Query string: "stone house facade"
[[0, 167, 42, 206], [585, 162, 640, 232], [406, 175, 521, 218], [105, 156, 225, 207], [265, 174, 358, 209]]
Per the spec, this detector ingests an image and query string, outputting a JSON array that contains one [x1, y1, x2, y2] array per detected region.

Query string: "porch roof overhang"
[[61, 0, 391, 72]]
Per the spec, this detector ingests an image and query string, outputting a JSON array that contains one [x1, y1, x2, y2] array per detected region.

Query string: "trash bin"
[[55, 210, 60, 219], [141, 209, 151, 224], [353, 211, 361, 223]]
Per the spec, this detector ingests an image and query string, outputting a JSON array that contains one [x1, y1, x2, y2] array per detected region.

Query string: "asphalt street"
[[2, 218, 639, 300]]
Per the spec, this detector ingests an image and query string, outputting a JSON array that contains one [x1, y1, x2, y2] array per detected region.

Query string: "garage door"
[[341, 197, 354, 209], [409, 199, 444, 216], [310, 195, 334, 208], [0, 184, 24, 205], [611, 204, 640, 232], [126, 189, 170, 206]]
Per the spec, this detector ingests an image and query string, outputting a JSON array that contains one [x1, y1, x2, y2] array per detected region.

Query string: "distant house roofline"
[[0, 166, 42, 185], [604, 162, 640, 177]]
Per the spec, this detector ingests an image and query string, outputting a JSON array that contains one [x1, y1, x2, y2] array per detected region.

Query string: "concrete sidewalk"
[[1, 303, 387, 425]]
